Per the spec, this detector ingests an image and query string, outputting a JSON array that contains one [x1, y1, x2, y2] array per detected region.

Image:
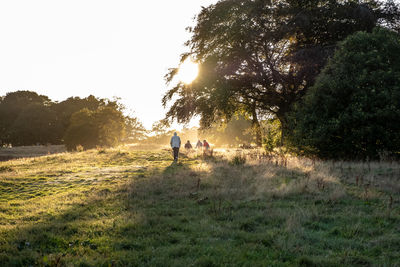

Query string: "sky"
[[0, 0, 218, 129]]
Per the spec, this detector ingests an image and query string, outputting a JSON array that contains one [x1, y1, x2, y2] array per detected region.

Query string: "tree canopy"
[[289, 27, 400, 159], [0, 91, 51, 144], [163, 0, 400, 144], [63, 107, 126, 150]]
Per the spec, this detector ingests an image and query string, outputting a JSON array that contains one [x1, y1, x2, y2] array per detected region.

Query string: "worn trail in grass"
[[0, 148, 399, 266]]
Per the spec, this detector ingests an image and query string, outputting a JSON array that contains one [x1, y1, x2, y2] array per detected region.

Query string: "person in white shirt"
[[170, 132, 181, 162]]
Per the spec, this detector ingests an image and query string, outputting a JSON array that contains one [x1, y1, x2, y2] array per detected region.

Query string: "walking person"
[[170, 132, 181, 162], [196, 140, 203, 149], [202, 139, 211, 156], [184, 140, 192, 150], [203, 140, 210, 151]]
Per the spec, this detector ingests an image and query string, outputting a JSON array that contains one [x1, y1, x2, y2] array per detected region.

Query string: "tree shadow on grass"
[[126, 155, 400, 266], [0, 186, 145, 266], [123, 156, 371, 266]]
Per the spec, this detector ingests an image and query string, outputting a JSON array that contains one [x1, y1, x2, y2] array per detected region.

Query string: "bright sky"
[[0, 0, 218, 129]]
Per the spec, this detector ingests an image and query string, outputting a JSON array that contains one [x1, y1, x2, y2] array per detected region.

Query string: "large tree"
[[9, 104, 60, 146], [63, 107, 126, 150], [162, 0, 400, 145], [52, 95, 109, 136], [0, 91, 52, 144], [289, 27, 400, 159]]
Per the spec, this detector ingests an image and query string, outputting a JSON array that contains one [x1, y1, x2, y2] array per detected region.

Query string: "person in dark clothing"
[[184, 140, 192, 150]]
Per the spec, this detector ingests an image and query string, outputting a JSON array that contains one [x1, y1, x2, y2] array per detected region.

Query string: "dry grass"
[[206, 148, 400, 196]]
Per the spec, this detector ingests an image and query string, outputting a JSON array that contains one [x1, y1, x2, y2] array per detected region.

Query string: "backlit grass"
[[0, 147, 399, 266]]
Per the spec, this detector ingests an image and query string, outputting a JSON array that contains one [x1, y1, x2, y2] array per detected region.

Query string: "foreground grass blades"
[[0, 147, 399, 266]]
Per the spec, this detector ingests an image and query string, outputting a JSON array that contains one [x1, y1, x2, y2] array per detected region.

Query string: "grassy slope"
[[0, 148, 399, 266]]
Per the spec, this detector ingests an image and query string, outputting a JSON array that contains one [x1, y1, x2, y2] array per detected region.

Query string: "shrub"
[[230, 153, 246, 165]]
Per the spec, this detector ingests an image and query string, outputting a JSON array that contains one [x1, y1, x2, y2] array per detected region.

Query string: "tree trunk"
[[276, 112, 288, 146], [253, 121, 262, 147], [252, 108, 262, 147]]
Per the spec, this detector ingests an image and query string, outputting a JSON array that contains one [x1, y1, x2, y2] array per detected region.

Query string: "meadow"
[[0, 146, 399, 266], [0, 145, 65, 162]]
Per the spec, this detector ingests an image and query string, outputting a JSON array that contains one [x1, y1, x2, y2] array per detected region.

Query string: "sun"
[[178, 58, 198, 84]]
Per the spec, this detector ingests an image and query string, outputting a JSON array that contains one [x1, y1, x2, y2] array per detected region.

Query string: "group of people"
[[184, 139, 210, 151], [169, 132, 211, 162]]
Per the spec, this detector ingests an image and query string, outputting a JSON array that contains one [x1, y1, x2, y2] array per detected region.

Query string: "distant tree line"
[[163, 0, 400, 159], [0, 91, 146, 150]]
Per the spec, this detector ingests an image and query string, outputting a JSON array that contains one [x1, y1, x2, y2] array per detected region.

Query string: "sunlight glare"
[[178, 59, 198, 84]]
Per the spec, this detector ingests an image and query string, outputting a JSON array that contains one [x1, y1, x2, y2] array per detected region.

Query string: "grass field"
[[0, 147, 399, 266], [0, 145, 66, 162]]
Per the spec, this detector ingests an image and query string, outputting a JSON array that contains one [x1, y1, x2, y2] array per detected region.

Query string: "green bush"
[[262, 119, 281, 153], [289, 28, 400, 159]]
